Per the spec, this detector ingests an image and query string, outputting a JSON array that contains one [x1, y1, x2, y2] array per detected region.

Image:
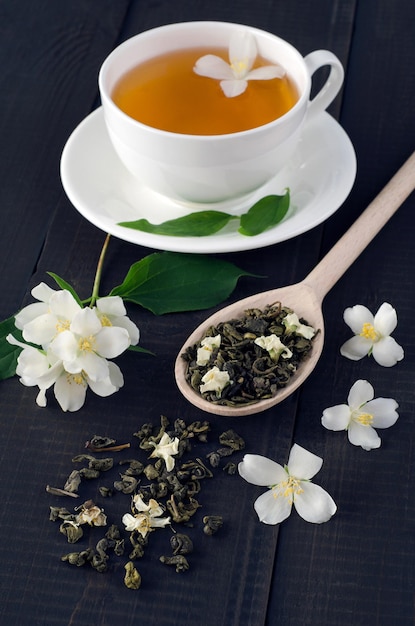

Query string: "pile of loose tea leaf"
[[182, 303, 317, 406], [47, 417, 245, 589]]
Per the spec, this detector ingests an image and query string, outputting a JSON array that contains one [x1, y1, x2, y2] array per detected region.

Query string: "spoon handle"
[[305, 151, 415, 301]]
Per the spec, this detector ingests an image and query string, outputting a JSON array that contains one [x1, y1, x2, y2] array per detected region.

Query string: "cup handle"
[[304, 50, 344, 119]]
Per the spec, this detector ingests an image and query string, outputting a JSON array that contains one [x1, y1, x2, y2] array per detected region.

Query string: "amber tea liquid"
[[112, 47, 299, 135]]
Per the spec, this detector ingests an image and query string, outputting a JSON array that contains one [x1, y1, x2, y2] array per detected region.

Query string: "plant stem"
[[90, 233, 111, 307]]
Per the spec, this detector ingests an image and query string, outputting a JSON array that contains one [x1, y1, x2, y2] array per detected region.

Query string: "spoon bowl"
[[175, 151, 415, 416]]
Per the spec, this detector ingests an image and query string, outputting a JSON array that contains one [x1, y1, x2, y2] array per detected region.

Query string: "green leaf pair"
[[118, 191, 290, 238]]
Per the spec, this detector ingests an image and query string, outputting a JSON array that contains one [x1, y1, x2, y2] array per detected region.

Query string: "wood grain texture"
[[0, 1, 414, 625]]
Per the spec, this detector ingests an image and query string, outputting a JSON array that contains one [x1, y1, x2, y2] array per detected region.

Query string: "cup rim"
[[98, 20, 311, 140]]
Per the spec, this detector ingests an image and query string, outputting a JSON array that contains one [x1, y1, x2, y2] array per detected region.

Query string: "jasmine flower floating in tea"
[[194, 30, 286, 98], [182, 303, 317, 407]]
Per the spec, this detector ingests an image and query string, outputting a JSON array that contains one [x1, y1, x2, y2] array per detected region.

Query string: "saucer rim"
[[60, 107, 357, 254]]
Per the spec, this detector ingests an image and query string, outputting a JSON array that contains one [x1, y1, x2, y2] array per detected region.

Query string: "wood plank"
[[0, 0, 131, 319], [266, 0, 415, 624]]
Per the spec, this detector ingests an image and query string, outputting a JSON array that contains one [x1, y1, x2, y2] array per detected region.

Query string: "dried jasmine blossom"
[[182, 303, 317, 406]]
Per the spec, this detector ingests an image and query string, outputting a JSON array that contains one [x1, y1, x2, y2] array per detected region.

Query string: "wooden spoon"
[[175, 152, 415, 416]]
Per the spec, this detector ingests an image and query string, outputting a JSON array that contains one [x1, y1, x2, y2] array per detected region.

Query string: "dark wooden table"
[[1, 2, 414, 625]]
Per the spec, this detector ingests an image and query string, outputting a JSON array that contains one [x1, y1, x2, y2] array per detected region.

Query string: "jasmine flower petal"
[[372, 336, 404, 367], [238, 454, 287, 486], [321, 404, 351, 431], [293, 482, 337, 524], [287, 444, 322, 480], [343, 305, 374, 334], [348, 379, 374, 407], [88, 362, 124, 397], [94, 326, 130, 358], [15, 302, 49, 330], [340, 335, 372, 361], [348, 421, 381, 450], [246, 66, 286, 80], [70, 307, 102, 336], [254, 488, 292, 524], [220, 79, 248, 98], [229, 30, 257, 74], [54, 371, 88, 412], [373, 302, 397, 335], [194, 55, 235, 80], [365, 397, 399, 428]]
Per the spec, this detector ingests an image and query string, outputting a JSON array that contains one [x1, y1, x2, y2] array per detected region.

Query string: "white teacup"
[[99, 21, 344, 205]]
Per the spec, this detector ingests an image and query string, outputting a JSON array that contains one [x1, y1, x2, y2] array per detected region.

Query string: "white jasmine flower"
[[18, 289, 82, 348], [76, 502, 107, 527], [340, 302, 404, 366], [196, 334, 221, 366], [7, 333, 124, 412], [200, 366, 230, 396], [238, 444, 336, 525], [321, 379, 399, 450], [283, 313, 316, 339], [148, 432, 180, 472], [194, 30, 285, 98], [122, 495, 170, 538], [254, 334, 292, 361], [96, 296, 140, 345], [50, 306, 130, 382]]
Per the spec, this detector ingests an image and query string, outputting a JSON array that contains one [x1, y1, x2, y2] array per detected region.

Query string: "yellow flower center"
[[66, 371, 87, 386], [230, 59, 248, 78], [56, 319, 70, 333], [78, 335, 95, 352], [360, 322, 379, 341], [355, 411, 374, 426], [273, 476, 304, 500], [100, 315, 113, 327]]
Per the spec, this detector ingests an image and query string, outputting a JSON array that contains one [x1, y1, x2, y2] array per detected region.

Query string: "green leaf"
[[118, 211, 237, 237], [47, 272, 83, 306], [238, 190, 290, 236], [109, 252, 260, 315], [128, 345, 156, 356], [0, 316, 23, 380]]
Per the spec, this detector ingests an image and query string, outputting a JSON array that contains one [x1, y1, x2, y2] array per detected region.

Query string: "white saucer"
[[60, 107, 356, 254]]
